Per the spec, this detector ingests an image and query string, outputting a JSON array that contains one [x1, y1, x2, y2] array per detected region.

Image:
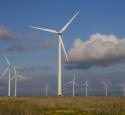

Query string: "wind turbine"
[[120, 84, 125, 96], [0, 55, 12, 96], [65, 75, 78, 96], [29, 12, 79, 96], [103, 82, 108, 96], [12, 66, 28, 97], [43, 82, 51, 96], [83, 79, 89, 96]]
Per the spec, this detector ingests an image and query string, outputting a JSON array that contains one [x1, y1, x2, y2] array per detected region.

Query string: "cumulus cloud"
[[67, 33, 125, 69], [0, 25, 20, 40]]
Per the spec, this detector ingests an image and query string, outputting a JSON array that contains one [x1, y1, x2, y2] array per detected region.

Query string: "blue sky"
[[0, 0, 125, 96]]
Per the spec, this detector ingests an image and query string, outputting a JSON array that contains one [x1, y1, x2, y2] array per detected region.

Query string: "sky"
[[0, 0, 125, 96]]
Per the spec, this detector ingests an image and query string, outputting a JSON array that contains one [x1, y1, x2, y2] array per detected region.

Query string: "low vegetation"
[[0, 96, 125, 115]]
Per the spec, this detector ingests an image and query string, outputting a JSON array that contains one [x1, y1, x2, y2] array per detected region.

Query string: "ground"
[[0, 96, 125, 115]]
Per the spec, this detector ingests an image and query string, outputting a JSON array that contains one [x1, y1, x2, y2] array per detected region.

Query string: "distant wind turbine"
[[12, 66, 29, 97], [83, 79, 89, 96], [120, 84, 125, 96], [65, 74, 78, 96], [43, 82, 51, 96], [103, 82, 108, 96], [45, 83, 48, 96], [0, 55, 13, 96], [29, 12, 79, 96]]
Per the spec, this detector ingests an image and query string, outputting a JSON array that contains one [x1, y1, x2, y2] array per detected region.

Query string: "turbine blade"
[[29, 26, 58, 34], [65, 81, 73, 86], [60, 38, 69, 62], [60, 11, 79, 33], [0, 68, 8, 79], [17, 75, 31, 80], [17, 75, 24, 78], [11, 75, 16, 80], [4, 54, 10, 66], [74, 81, 80, 86]]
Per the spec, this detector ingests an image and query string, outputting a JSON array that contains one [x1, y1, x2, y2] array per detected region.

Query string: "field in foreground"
[[0, 96, 125, 115]]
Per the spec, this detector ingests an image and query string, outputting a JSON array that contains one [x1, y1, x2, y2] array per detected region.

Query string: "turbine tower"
[[83, 79, 89, 96], [29, 12, 79, 96], [45, 83, 48, 96], [0, 55, 12, 96], [103, 82, 108, 96]]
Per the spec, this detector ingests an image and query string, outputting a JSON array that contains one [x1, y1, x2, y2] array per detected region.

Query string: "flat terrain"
[[0, 96, 125, 115]]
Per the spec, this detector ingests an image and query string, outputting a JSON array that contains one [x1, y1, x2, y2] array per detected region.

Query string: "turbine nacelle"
[[57, 32, 62, 35]]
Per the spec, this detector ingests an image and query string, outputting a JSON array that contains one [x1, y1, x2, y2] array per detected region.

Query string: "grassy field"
[[0, 96, 125, 115]]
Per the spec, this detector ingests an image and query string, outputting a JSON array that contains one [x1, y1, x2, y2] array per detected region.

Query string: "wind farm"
[[1, 0, 125, 115]]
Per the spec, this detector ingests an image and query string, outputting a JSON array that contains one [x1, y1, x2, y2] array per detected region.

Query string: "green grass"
[[0, 96, 125, 115]]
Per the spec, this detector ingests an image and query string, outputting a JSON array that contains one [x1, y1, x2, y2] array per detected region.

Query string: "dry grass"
[[0, 96, 125, 115]]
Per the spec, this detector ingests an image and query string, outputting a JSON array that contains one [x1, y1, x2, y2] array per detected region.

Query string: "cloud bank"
[[3, 39, 54, 52], [17, 65, 52, 72], [67, 33, 125, 69], [0, 25, 20, 40]]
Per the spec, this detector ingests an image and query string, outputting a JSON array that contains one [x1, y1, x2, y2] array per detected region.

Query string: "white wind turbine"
[[83, 79, 89, 96], [66, 75, 78, 96], [0, 55, 13, 96], [12, 66, 28, 97], [103, 82, 108, 96], [29, 12, 79, 96], [120, 84, 125, 96], [43, 82, 51, 96], [45, 83, 48, 96]]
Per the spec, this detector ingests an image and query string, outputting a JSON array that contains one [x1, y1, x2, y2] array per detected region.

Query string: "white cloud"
[[67, 33, 125, 69]]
